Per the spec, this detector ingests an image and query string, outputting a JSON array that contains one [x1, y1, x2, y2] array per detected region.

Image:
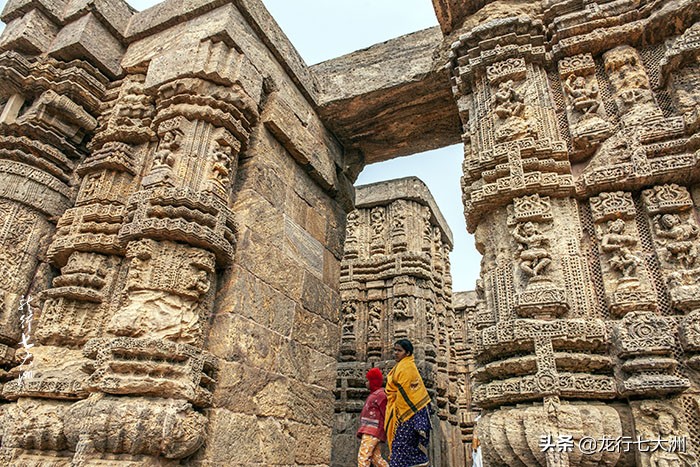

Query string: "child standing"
[[357, 367, 389, 467]]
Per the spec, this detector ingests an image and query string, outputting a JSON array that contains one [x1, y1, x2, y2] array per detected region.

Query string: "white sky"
[[0, 0, 480, 292]]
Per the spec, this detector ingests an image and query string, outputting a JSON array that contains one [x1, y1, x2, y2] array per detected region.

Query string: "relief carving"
[[643, 184, 700, 312], [341, 302, 357, 338], [633, 401, 699, 467], [604, 46, 656, 115], [512, 221, 552, 280], [108, 239, 215, 346], [563, 74, 600, 117], [367, 301, 382, 337], [64, 395, 207, 459], [390, 200, 408, 252], [144, 120, 184, 188], [369, 207, 386, 256], [654, 213, 699, 268], [601, 219, 640, 282], [559, 53, 613, 157], [344, 210, 361, 259], [392, 298, 411, 320], [491, 79, 536, 143]]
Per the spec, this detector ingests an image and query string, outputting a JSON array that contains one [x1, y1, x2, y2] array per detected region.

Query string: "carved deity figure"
[[186, 268, 210, 297], [422, 207, 432, 249], [126, 253, 150, 289], [391, 204, 406, 234], [655, 213, 699, 268], [346, 211, 360, 238], [563, 74, 600, 116], [368, 303, 381, 336], [512, 221, 552, 278], [601, 219, 639, 279], [640, 403, 699, 467], [341, 304, 356, 337], [210, 142, 232, 188], [393, 299, 410, 320], [153, 130, 182, 168], [426, 304, 436, 336], [82, 173, 101, 199], [370, 208, 385, 235], [492, 80, 524, 119]]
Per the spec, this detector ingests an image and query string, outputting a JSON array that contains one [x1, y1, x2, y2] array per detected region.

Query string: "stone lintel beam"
[[356, 176, 454, 248], [311, 26, 461, 165]]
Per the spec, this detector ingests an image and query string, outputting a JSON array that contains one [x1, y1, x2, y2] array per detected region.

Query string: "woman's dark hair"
[[394, 339, 414, 356]]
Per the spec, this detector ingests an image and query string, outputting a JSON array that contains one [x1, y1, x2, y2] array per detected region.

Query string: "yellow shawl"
[[384, 355, 431, 449]]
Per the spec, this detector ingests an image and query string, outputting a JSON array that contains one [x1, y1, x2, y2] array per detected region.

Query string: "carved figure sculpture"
[[512, 221, 552, 278], [640, 403, 699, 467], [153, 130, 181, 169], [564, 74, 600, 116], [492, 80, 524, 119], [368, 303, 381, 336], [210, 142, 232, 188], [342, 304, 356, 337], [601, 219, 639, 279], [393, 299, 410, 320], [655, 213, 699, 268]]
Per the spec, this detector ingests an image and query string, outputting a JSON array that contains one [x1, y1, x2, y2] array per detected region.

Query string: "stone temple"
[[0, 0, 698, 466]]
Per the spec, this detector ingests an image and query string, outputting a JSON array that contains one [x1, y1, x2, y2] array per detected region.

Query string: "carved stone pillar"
[[0, 53, 105, 369], [453, 2, 700, 464], [0, 51, 108, 466], [332, 177, 464, 467], [0, 72, 162, 465], [74, 63, 258, 462], [450, 15, 622, 467]]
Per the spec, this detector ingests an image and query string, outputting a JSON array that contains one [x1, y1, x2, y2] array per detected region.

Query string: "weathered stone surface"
[[312, 26, 461, 164], [216, 264, 296, 337], [1, 0, 699, 464], [0, 8, 58, 54], [262, 91, 338, 191], [48, 12, 124, 77], [285, 218, 324, 280], [431, 0, 478, 35], [63, 0, 133, 40], [1, 0, 69, 24], [292, 305, 340, 358]]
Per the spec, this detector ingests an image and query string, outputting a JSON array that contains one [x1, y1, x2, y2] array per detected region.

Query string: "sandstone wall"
[[0, 0, 353, 465]]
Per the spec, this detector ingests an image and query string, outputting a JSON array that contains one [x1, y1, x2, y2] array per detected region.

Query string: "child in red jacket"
[[357, 367, 389, 467]]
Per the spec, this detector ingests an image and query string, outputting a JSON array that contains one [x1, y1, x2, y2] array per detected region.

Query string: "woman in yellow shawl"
[[385, 339, 432, 467]]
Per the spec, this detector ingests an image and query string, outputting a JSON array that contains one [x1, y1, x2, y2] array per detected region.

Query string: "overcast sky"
[[0, 0, 480, 292]]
